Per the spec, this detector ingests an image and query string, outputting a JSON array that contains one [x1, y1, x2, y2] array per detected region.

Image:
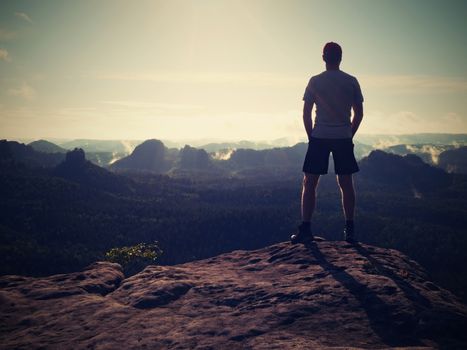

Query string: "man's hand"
[[303, 100, 314, 141], [351, 102, 363, 137]]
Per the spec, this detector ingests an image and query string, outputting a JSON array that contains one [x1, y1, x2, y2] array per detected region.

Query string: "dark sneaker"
[[290, 223, 314, 244], [344, 226, 356, 243]]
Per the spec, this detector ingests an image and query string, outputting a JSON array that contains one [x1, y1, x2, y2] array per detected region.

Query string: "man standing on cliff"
[[291, 42, 364, 244]]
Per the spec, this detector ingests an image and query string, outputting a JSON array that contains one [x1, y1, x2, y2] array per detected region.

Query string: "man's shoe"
[[290, 223, 314, 244], [344, 226, 356, 243]]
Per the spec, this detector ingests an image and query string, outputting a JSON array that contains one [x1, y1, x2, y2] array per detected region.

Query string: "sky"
[[0, 0, 466, 143]]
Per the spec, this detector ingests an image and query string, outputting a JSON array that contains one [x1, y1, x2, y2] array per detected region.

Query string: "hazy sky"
[[1, 0, 466, 142]]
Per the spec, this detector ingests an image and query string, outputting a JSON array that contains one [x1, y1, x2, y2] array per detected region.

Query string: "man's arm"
[[303, 100, 314, 141], [351, 101, 363, 137]]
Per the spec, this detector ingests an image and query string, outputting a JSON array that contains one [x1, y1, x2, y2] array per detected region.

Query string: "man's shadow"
[[302, 240, 431, 347], [352, 243, 431, 308]]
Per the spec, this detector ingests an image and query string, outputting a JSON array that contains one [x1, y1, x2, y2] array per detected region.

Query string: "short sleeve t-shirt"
[[303, 70, 363, 139]]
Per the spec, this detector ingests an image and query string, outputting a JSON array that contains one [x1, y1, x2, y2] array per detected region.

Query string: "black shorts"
[[302, 137, 359, 175]]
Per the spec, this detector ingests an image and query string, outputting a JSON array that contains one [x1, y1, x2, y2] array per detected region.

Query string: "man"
[[290, 42, 364, 244]]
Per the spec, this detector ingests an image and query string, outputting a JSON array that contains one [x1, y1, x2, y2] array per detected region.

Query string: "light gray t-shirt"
[[303, 70, 363, 139]]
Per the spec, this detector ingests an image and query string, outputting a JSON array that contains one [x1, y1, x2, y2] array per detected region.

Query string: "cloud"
[[361, 74, 467, 93], [15, 12, 33, 23], [7, 83, 37, 100], [442, 112, 463, 124], [0, 29, 16, 41], [0, 48, 11, 62], [95, 71, 302, 87], [100, 100, 204, 111], [360, 110, 467, 135], [94, 71, 467, 93], [360, 110, 424, 134]]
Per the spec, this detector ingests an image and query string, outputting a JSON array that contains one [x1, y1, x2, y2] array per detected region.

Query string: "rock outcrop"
[[110, 139, 169, 173], [179, 145, 212, 170], [358, 150, 451, 192], [53, 148, 132, 194], [438, 146, 467, 174], [1, 240, 466, 349]]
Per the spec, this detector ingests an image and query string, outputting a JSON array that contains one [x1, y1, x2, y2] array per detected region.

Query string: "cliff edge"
[[1, 240, 466, 349]]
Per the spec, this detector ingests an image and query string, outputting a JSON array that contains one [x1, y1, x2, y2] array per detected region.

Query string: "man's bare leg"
[[337, 174, 355, 220], [301, 173, 321, 222]]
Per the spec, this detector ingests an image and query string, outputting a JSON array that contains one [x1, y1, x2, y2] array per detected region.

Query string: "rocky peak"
[[131, 139, 165, 158], [64, 148, 86, 166], [111, 139, 169, 172], [1, 240, 466, 349], [359, 150, 451, 191], [179, 145, 211, 169]]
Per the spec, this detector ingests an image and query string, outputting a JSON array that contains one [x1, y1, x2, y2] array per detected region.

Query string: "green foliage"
[[105, 242, 162, 276]]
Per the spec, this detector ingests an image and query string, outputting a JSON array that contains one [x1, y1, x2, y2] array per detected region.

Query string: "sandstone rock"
[[1, 241, 466, 349]]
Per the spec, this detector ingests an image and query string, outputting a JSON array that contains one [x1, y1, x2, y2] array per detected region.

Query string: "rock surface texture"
[[1, 240, 467, 349]]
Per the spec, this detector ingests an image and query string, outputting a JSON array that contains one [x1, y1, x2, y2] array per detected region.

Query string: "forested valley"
[[1, 139, 466, 303]]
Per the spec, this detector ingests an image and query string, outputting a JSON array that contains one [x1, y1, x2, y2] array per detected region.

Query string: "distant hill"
[[200, 140, 276, 152], [356, 133, 467, 147], [110, 139, 172, 173], [107, 139, 454, 182], [352, 141, 374, 159], [26, 139, 125, 168], [5, 136, 455, 191], [179, 145, 212, 170], [28, 139, 67, 153], [223, 144, 305, 171], [59, 139, 140, 153], [7, 136, 465, 180], [438, 146, 467, 174], [358, 150, 451, 193], [379, 143, 456, 165], [15, 134, 466, 154], [53, 148, 133, 194], [0, 140, 64, 168]]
